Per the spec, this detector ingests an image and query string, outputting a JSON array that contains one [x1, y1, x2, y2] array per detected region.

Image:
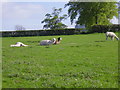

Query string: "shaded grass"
[[2, 33, 118, 88]]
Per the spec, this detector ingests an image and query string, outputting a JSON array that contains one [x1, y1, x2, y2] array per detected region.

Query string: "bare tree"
[[15, 25, 26, 31]]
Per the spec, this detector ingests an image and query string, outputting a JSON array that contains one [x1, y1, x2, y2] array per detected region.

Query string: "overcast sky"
[[1, 0, 120, 31]]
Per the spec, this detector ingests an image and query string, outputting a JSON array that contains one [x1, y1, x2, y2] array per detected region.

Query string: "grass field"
[[2, 33, 118, 88]]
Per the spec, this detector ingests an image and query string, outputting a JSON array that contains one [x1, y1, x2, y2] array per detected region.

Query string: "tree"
[[15, 25, 26, 31], [118, 1, 120, 24], [65, 1, 118, 29], [41, 8, 68, 29], [118, 1, 120, 11]]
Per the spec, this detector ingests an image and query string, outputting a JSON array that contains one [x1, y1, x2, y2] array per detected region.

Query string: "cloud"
[[110, 16, 118, 24], [2, 2, 48, 30], [1, 0, 8, 2], [2, 2, 46, 19], [1, 0, 69, 2], [1, 0, 119, 2]]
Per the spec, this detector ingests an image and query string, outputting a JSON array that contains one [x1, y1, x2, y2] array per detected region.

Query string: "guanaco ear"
[[58, 37, 62, 41], [60, 37, 62, 40]]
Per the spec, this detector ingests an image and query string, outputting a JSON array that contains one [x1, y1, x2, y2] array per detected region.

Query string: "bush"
[[1, 24, 119, 37], [90, 24, 120, 33], [1, 28, 84, 37]]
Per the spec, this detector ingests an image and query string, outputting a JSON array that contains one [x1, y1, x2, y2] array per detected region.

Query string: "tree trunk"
[[95, 15, 98, 24]]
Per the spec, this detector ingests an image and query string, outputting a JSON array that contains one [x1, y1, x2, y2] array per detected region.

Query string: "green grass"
[[2, 33, 118, 88]]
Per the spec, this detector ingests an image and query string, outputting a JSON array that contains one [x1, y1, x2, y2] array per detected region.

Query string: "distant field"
[[2, 33, 118, 88]]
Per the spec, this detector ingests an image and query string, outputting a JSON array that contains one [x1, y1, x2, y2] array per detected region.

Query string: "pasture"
[[2, 33, 118, 88]]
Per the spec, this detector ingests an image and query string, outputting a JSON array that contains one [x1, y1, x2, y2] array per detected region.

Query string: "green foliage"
[[1, 24, 120, 37], [65, 2, 118, 29], [2, 33, 118, 88], [1, 28, 86, 37], [90, 24, 120, 33], [118, 1, 120, 11], [41, 8, 68, 29]]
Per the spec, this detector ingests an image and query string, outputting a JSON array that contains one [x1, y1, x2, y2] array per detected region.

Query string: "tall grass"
[[2, 33, 118, 88]]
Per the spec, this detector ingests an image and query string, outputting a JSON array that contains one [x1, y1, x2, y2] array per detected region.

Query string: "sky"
[[1, 0, 120, 31]]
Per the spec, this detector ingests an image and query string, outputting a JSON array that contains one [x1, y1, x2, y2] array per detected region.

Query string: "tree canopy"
[[65, 1, 118, 29], [118, 1, 120, 11], [41, 8, 68, 29]]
